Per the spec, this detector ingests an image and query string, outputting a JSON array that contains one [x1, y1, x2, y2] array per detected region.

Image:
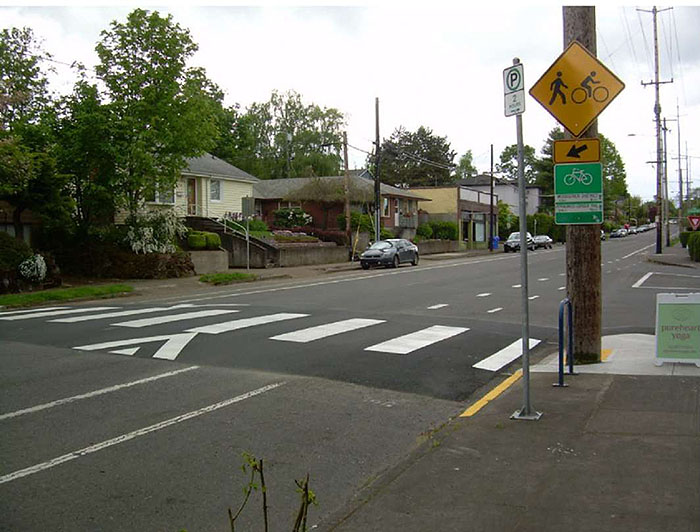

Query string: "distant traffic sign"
[[529, 41, 625, 137], [554, 138, 600, 164], [503, 63, 525, 117], [688, 216, 700, 231], [554, 162, 603, 225]]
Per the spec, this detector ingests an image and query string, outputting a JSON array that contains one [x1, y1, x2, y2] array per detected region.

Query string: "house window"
[[382, 198, 389, 217], [146, 187, 175, 205], [210, 179, 221, 202]]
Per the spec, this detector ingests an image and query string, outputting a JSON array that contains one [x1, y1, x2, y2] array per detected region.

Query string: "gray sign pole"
[[509, 58, 541, 421]]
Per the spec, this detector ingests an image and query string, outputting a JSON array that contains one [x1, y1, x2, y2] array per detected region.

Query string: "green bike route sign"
[[554, 162, 603, 225]]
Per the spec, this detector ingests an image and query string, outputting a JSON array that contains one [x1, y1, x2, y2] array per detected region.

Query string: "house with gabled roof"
[[115, 153, 259, 223], [253, 169, 430, 237]]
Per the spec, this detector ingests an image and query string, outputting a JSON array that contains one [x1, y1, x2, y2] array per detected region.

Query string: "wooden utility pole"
[[563, 7, 601, 364], [374, 98, 381, 242], [343, 131, 352, 253], [489, 144, 494, 252]]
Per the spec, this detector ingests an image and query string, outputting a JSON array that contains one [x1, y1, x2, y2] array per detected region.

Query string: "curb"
[[646, 256, 697, 269]]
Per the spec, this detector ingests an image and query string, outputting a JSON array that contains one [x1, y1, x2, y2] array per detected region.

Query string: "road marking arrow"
[[566, 143, 588, 158]]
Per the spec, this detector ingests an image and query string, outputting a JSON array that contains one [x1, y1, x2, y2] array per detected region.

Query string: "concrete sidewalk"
[[647, 241, 699, 269], [323, 335, 700, 531]]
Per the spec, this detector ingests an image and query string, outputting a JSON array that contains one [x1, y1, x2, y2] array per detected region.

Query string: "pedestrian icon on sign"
[[549, 71, 568, 105]]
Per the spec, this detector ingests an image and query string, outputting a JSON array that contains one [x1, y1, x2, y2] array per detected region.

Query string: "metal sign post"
[[506, 58, 541, 421]]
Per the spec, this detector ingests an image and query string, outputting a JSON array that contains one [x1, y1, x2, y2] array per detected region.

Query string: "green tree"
[[378, 125, 457, 187], [0, 27, 51, 133], [599, 133, 627, 220], [531, 127, 565, 213], [225, 90, 345, 179], [53, 77, 116, 234], [0, 27, 70, 240], [497, 143, 537, 182], [94, 8, 221, 218], [455, 150, 477, 180]]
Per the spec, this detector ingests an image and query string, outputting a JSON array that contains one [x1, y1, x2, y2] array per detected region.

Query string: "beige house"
[[411, 184, 497, 249], [116, 154, 259, 223]]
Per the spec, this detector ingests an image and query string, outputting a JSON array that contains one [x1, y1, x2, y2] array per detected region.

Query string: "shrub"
[[123, 210, 188, 254], [19, 254, 47, 282], [416, 223, 433, 239], [205, 232, 221, 250], [187, 232, 207, 250], [247, 219, 269, 232], [274, 208, 313, 228], [0, 232, 33, 271], [688, 232, 700, 262], [337, 212, 374, 233], [680, 231, 694, 249], [429, 221, 458, 240], [380, 228, 395, 240]]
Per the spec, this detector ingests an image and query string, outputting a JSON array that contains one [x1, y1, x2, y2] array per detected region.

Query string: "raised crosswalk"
[[0, 304, 531, 367]]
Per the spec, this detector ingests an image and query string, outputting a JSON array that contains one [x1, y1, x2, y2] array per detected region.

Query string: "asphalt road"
[[1, 229, 696, 531]]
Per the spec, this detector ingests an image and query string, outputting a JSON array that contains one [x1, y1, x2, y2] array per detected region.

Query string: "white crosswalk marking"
[[0, 307, 119, 320], [186, 313, 309, 335], [75, 332, 199, 360], [270, 318, 385, 343], [0, 307, 68, 316], [364, 325, 469, 355], [473, 338, 541, 371], [51, 306, 173, 323], [113, 309, 238, 328]]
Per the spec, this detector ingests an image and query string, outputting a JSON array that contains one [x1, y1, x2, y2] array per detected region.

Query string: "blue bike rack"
[[554, 297, 576, 387]]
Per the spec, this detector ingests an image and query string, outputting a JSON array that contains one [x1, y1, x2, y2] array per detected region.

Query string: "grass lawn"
[[0, 284, 134, 308], [199, 272, 257, 285]]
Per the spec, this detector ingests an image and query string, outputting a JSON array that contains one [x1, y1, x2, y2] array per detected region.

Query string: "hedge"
[[680, 231, 694, 249], [428, 221, 459, 240], [187, 232, 207, 250], [416, 223, 433, 239], [688, 232, 700, 262], [205, 232, 221, 250]]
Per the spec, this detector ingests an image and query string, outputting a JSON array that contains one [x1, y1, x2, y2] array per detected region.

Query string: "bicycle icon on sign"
[[563, 167, 593, 186], [549, 70, 610, 106]]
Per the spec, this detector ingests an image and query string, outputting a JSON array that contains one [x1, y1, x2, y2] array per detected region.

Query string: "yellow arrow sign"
[[554, 138, 600, 164], [529, 41, 625, 137]]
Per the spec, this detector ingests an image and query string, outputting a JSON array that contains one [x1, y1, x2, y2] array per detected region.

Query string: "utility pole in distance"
[[374, 98, 381, 242], [563, 6, 601, 364], [343, 131, 352, 255], [640, 6, 673, 254]]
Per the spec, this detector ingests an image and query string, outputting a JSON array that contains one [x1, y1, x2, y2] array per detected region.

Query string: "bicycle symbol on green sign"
[[563, 167, 593, 186]]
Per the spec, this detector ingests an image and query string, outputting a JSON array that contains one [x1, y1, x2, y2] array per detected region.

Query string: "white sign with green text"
[[655, 293, 700, 367]]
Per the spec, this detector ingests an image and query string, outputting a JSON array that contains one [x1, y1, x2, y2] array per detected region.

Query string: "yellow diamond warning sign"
[[529, 41, 624, 137]]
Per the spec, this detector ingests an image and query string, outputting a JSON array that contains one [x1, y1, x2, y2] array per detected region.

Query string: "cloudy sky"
[[2, 2, 699, 203]]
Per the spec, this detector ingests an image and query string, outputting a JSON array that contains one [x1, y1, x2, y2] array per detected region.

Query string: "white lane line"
[[364, 325, 469, 355], [74, 332, 199, 361], [622, 243, 656, 260], [559, 273, 566, 277], [487, 307, 503, 314], [187, 313, 309, 335], [528, 295, 540, 300], [512, 284, 521, 288], [632, 272, 654, 289], [537, 278, 549, 282], [473, 338, 541, 371], [51, 306, 176, 323], [0, 382, 285, 485], [270, 318, 385, 343], [0, 307, 68, 316], [0, 366, 199, 421], [427, 304, 450, 310], [558, 286, 566, 291], [0, 307, 119, 321], [113, 309, 238, 328], [476, 293, 491, 298]]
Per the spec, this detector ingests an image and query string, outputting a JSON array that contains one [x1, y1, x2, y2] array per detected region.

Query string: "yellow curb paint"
[[460, 369, 523, 417], [601, 348, 612, 361]]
